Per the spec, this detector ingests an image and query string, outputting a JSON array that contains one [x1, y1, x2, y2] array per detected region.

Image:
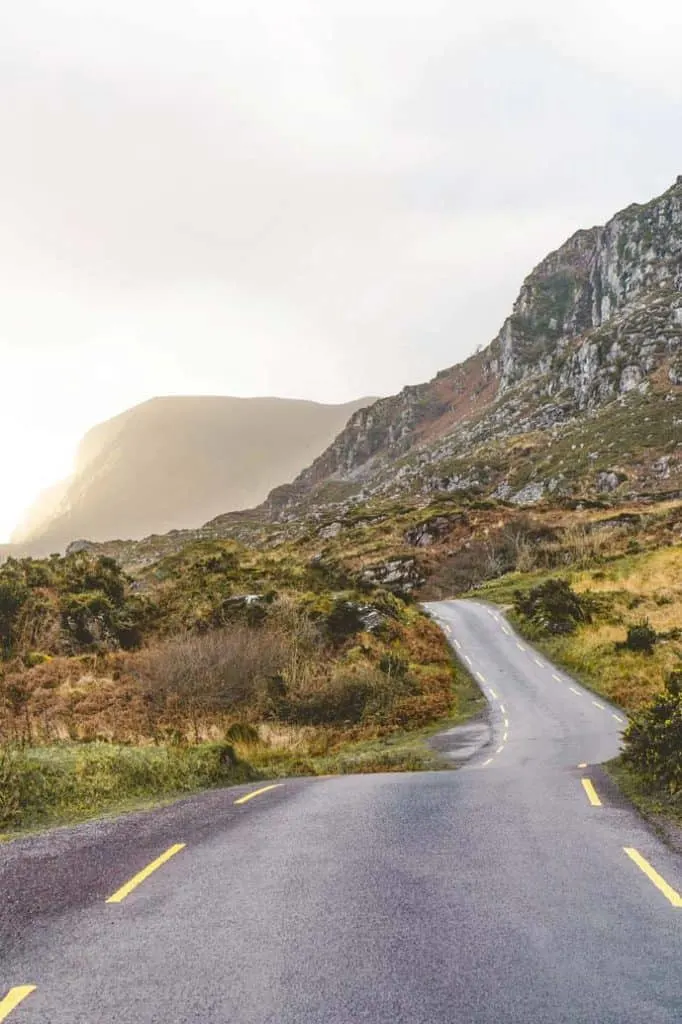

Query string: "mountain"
[[11, 395, 375, 554], [265, 177, 682, 521]]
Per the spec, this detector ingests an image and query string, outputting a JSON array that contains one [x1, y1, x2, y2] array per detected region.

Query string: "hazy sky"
[[2, 1, 681, 541]]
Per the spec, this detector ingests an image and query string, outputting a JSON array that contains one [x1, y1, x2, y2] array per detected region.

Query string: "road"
[[1, 599, 680, 1023]]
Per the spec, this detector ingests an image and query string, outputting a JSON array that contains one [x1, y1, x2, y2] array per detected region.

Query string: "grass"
[[605, 758, 682, 850], [0, 741, 256, 837], [469, 546, 682, 713], [0, 657, 485, 837]]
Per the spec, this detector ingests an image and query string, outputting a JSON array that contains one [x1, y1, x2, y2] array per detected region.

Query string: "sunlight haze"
[[2, 0, 682, 541]]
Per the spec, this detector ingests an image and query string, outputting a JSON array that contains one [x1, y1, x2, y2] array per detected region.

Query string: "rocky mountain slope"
[[11, 395, 373, 554], [266, 176, 682, 521]]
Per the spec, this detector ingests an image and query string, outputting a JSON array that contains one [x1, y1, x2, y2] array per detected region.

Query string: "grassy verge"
[[1, 662, 484, 838], [604, 758, 682, 852], [0, 741, 256, 838], [469, 547, 682, 713]]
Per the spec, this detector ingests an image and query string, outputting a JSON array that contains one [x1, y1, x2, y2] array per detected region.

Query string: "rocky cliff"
[[267, 177, 682, 520]]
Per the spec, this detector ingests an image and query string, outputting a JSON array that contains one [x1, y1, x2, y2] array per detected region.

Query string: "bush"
[[622, 673, 682, 793], [514, 578, 592, 635], [324, 599, 365, 645], [623, 620, 658, 655]]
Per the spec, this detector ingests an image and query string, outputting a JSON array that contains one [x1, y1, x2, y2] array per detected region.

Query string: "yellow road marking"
[[453, 639, 461, 650], [533, 657, 544, 667], [516, 643, 526, 652], [496, 745, 504, 754], [552, 673, 562, 682], [0, 987, 37, 1021], [488, 688, 498, 699], [503, 717, 509, 728], [503, 731, 508, 742], [464, 655, 472, 666], [234, 783, 283, 806], [106, 844, 185, 904], [578, 762, 587, 768], [500, 703, 506, 714], [612, 713, 625, 723], [569, 686, 582, 696], [482, 758, 493, 766], [501, 626, 510, 635], [476, 671, 486, 683], [581, 778, 602, 807], [592, 700, 605, 709], [624, 848, 682, 908]]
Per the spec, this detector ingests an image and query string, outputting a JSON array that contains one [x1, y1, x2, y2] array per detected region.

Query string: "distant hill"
[[11, 395, 374, 554]]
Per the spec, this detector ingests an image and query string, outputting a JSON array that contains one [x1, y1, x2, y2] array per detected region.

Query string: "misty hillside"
[[12, 395, 374, 553]]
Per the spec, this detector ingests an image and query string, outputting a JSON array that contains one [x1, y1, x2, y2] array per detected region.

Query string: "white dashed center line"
[[516, 643, 526, 652], [489, 688, 499, 699], [476, 671, 486, 683], [592, 700, 605, 710], [612, 713, 625, 724], [569, 686, 582, 696], [552, 674, 562, 682]]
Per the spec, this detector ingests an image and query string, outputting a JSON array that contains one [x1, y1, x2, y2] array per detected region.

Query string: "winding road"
[[1, 599, 680, 1022]]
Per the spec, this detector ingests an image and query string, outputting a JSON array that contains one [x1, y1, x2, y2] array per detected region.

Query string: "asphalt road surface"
[[1, 599, 680, 1023]]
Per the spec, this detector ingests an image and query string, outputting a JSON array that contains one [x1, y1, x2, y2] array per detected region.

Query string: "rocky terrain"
[[11, 176, 681, 576], [263, 177, 681, 524]]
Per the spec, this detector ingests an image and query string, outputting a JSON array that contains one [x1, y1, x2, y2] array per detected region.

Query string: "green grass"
[[605, 758, 682, 840], [0, 741, 256, 837], [0, 660, 486, 837]]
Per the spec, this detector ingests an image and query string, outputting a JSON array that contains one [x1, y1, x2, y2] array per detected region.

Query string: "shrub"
[[324, 599, 365, 645], [622, 620, 658, 655], [514, 578, 592, 635], [622, 673, 682, 793]]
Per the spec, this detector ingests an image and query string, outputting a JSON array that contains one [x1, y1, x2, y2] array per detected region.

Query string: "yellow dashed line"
[[624, 848, 682, 908], [612, 713, 625, 724], [482, 758, 493, 767], [489, 688, 498, 699], [592, 700, 605, 710], [578, 762, 587, 768], [516, 643, 526, 652], [569, 686, 582, 696], [552, 673, 562, 682], [234, 783, 283, 806], [476, 671, 486, 683], [533, 657, 544, 667], [464, 655, 472, 666], [496, 745, 504, 754], [581, 778, 602, 807], [0, 987, 36, 1022], [106, 844, 186, 904]]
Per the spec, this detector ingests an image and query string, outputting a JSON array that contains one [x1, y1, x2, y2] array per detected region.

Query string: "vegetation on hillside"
[[474, 544, 682, 819], [2, 488, 680, 832]]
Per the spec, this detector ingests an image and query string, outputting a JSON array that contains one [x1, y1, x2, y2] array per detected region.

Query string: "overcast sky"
[[2, 0, 681, 540]]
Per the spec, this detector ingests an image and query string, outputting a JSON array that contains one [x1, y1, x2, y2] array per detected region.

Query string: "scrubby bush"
[[622, 672, 682, 793], [514, 578, 592, 635], [622, 620, 658, 655]]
